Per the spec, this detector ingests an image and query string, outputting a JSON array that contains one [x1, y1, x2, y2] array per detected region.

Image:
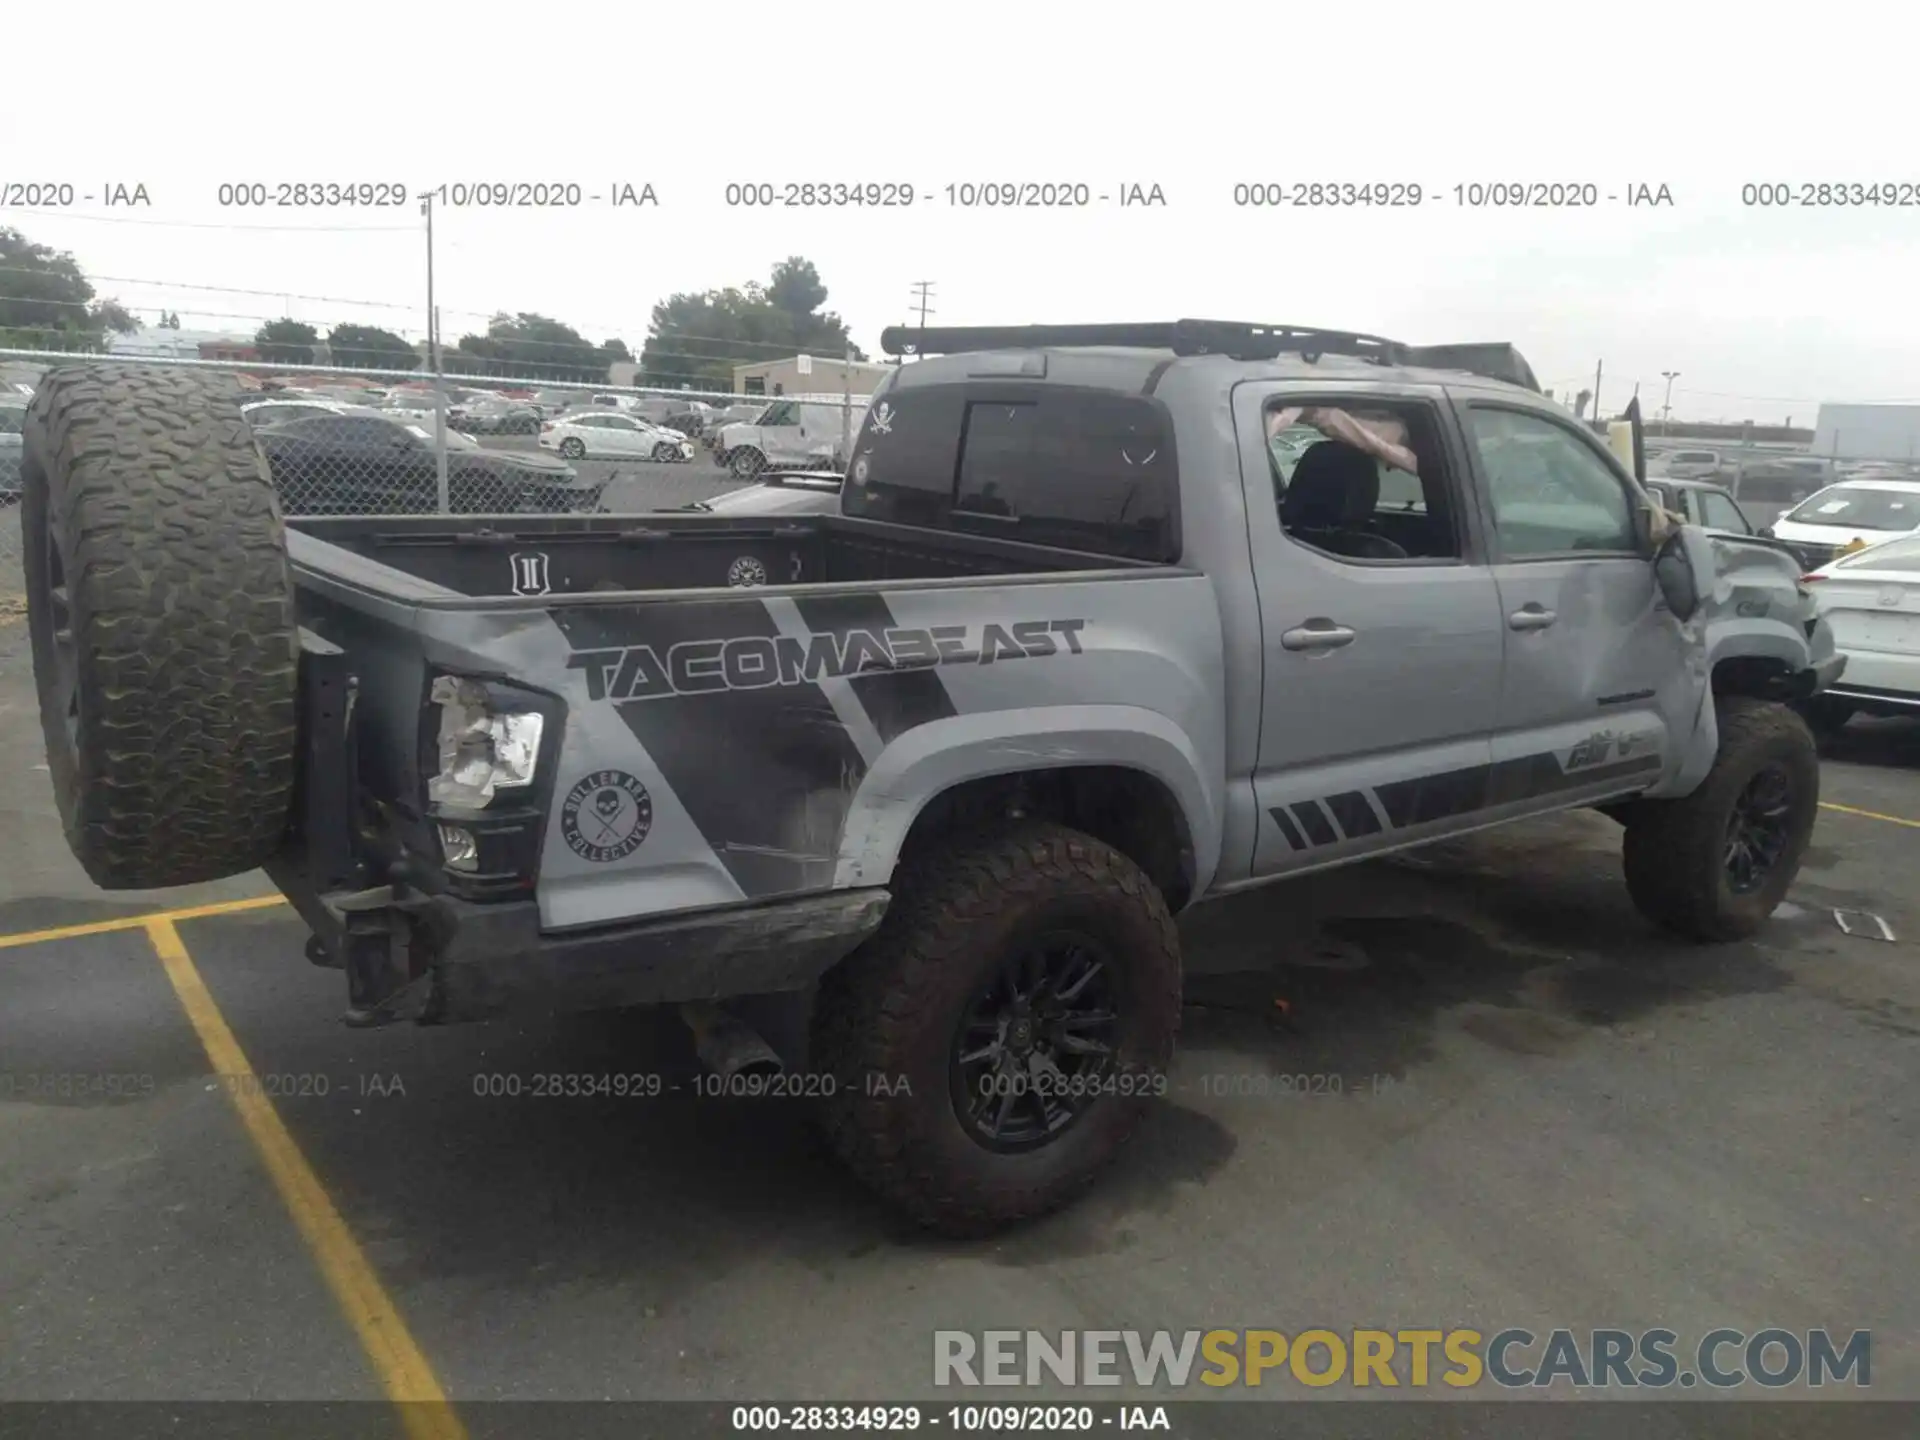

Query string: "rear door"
[[1232, 382, 1509, 879], [1457, 400, 1690, 807]]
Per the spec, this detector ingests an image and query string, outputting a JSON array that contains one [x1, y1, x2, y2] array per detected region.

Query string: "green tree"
[[328, 323, 419, 372], [449, 312, 606, 382], [0, 227, 141, 352], [638, 256, 863, 392], [255, 318, 318, 364]]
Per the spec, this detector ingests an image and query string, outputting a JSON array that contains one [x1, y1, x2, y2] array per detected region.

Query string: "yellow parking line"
[[0, 893, 287, 950], [1820, 801, 1920, 831], [144, 917, 466, 1440]]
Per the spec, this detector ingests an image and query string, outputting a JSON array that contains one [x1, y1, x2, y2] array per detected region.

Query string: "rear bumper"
[[273, 865, 890, 1026], [270, 626, 888, 1026]]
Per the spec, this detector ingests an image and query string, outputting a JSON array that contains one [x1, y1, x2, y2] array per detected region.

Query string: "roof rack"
[[878, 319, 1541, 392]]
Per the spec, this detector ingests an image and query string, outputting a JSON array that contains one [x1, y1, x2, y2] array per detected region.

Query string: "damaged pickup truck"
[[19, 321, 1843, 1233]]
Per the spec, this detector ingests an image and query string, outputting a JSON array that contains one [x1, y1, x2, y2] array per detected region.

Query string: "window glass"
[[841, 384, 1177, 560], [1783, 485, 1920, 530], [1468, 408, 1638, 557], [1837, 535, 1920, 571], [760, 401, 799, 425], [1263, 402, 1459, 561], [1699, 491, 1749, 532], [948, 391, 1175, 559]]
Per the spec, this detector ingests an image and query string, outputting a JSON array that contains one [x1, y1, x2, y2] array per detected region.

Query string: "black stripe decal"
[[1268, 807, 1307, 851], [1375, 764, 1489, 829], [1324, 790, 1383, 838], [551, 598, 865, 899], [792, 593, 959, 745], [1288, 802, 1339, 848], [1283, 749, 1662, 850]]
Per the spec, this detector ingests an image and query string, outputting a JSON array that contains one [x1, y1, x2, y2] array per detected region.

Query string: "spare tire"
[[21, 365, 299, 889]]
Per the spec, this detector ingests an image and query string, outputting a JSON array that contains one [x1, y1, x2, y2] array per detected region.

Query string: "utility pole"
[[908, 282, 936, 358], [1592, 360, 1604, 430], [422, 192, 449, 513], [841, 343, 854, 467], [1660, 370, 1679, 434]]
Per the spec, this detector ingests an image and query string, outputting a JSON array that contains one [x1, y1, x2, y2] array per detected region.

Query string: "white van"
[[713, 397, 866, 479]]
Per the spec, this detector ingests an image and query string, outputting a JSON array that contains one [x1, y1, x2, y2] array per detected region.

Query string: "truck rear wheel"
[[812, 823, 1182, 1235], [21, 365, 299, 889], [1622, 698, 1819, 941]]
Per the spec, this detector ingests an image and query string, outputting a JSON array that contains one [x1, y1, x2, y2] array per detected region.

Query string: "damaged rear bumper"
[[270, 864, 890, 1027], [273, 624, 887, 1027]]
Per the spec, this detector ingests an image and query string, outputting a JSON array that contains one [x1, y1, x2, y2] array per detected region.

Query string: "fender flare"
[[832, 704, 1222, 897]]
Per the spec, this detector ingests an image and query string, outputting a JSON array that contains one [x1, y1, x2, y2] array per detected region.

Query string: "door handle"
[[1280, 620, 1357, 652], [1508, 605, 1558, 631]]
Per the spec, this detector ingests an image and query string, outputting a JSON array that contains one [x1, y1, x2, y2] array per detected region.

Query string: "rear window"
[[1835, 535, 1920, 571], [841, 383, 1178, 562], [1784, 485, 1920, 530]]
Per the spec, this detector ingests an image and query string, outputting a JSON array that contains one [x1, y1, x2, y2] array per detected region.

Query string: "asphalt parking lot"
[[1, 605, 1916, 1429]]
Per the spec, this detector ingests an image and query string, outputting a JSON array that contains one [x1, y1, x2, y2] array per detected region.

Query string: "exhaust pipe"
[[679, 1001, 785, 1081]]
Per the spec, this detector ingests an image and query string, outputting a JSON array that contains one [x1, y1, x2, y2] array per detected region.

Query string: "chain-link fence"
[[0, 349, 876, 600]]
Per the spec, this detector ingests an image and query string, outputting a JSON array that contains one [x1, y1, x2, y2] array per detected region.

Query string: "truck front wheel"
[[812, 823, 1182, 1235], [1622, 697, 1820, 941]]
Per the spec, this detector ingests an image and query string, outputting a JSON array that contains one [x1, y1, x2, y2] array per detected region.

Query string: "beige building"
[[732, 354, 894, 399]]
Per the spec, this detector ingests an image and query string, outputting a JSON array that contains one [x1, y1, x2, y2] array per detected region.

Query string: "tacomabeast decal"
[[567, 617, 1088, 703]]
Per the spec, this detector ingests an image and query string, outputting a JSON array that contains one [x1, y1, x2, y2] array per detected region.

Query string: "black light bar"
[[878, 319, 1541, 392]]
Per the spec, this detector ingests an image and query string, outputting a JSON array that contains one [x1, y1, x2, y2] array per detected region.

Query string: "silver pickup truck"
[[17, 321, 1843, 1234]]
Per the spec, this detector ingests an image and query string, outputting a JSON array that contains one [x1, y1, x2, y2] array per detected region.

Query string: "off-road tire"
[[811, 823, 1182, 1236], [1622, 697, 1820, 941], [21, 365, 298, 889]]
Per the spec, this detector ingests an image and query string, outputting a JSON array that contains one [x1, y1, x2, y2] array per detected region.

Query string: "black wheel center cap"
[[1008, 1019, 1035, 1050]]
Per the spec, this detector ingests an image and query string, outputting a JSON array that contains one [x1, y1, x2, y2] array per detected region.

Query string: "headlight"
[[427, 676, 545, 807]]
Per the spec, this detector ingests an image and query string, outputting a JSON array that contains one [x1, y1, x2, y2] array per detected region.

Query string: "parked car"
[[1764, 479, 1920, 571], [1650, 447, 1726, 481], [662, 469, 844, 517], [251, 411, 602, 514], [241, 397, 380, 427], [16, 331, 1841, 1233], [382, 391, 454, 426], [661, 401, 717, 437], [0, 397, 23, 503], [450, 398, 543, 436], [539, 411, 694, 462], [704, 401, 771, 453], [1643, 478, 1755, 535], [1798, 533, 1920, 735], [1734, 456, 1832, 505], [713, 397, 865, 479]]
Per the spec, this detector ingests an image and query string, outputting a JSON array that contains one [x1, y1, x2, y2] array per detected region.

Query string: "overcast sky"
[[3, 0, 1912, 423]]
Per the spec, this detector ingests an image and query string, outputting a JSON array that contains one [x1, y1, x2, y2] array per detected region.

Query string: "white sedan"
[[539, 410, 694, 463], [1765, 478, 1920, 571], [1800, 533, 1920, 734]]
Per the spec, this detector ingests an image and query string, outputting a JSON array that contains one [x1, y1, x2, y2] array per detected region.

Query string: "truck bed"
[[287, 512, 1155, 600]]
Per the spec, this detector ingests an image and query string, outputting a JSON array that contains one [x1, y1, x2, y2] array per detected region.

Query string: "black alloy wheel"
[[949, 929, 1120, 1152], [1724, 764, 1795, 895]]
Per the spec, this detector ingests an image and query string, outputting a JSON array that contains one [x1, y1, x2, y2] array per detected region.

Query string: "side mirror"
[[1653, 529, 1702, 622]]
